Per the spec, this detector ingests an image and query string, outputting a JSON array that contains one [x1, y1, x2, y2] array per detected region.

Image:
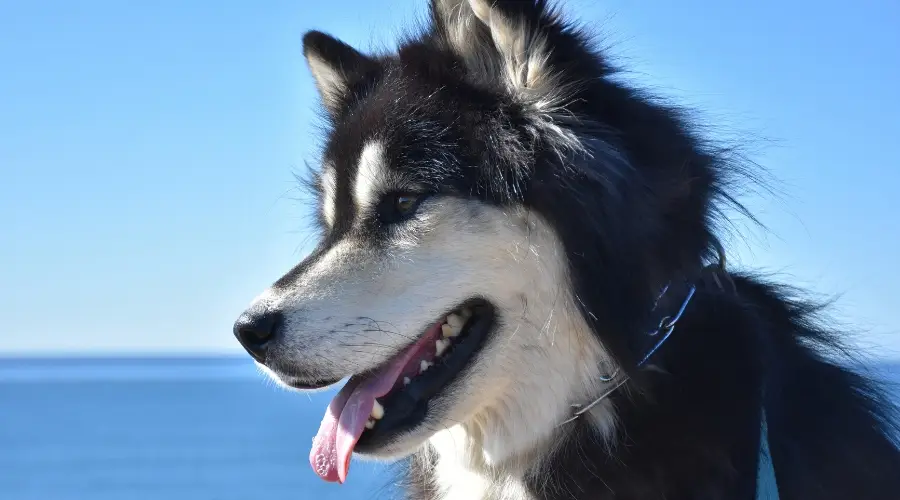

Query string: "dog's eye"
[[395, 195, 418, 213], [378, 193, 425, 224]]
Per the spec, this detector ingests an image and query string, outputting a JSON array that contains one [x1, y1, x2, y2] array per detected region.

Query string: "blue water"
[[1, 357, 897, 500], [0, 357, 401, 500]]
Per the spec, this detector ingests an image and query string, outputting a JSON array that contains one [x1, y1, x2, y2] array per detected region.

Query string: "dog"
[[232, 1, 900, 498]]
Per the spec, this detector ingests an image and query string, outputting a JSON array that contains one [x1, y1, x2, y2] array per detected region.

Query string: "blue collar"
[[561, 268, 781, 499]]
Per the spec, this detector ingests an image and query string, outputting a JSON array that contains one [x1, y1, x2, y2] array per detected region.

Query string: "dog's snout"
[[233, 305, 282, 363]]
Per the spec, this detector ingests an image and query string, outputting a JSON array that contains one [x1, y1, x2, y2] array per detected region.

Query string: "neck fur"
[[418, 318, 619, 500]]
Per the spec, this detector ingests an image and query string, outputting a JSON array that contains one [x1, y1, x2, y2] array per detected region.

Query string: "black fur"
[[298, 1, 900, 498]]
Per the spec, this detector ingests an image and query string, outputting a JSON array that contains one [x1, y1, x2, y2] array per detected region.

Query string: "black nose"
[[233, 305, 282, 363]]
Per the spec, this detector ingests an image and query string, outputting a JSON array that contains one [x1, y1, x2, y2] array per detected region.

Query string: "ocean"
[[1, 356, 897, 500]]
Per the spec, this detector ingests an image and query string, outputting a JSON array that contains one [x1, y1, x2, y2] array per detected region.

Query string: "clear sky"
[[1, 0, 898, 358]]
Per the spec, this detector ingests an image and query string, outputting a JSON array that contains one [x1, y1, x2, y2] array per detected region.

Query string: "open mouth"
[[309, 298, 496, 483]]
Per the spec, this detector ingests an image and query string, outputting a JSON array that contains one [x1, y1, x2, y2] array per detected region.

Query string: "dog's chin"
[[254, 363, 343, 393]]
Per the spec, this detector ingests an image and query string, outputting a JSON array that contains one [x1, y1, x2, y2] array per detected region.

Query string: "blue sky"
[[1, 0, 898, 357]]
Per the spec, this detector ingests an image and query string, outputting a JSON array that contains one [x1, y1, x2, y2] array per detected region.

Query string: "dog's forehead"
[[318, 100, 455, 227]]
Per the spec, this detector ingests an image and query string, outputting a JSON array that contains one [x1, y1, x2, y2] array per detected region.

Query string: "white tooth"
[[435, 339, 449, 357], [371, 400, 384, 420], [446, 313, 465, 330], [420, 360, 433, 373], [403, 377, 411, 386], [441, 323, 459, 338], [460, 308, 473, 319], [365, 419, 375, 430]]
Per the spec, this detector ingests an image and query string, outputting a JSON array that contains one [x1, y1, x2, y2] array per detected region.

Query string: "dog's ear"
[[429, 0, 570, 104], [302, 31, 382, 118]]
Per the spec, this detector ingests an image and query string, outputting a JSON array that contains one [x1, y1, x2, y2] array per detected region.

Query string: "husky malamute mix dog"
[[233, 1, 900, 498]]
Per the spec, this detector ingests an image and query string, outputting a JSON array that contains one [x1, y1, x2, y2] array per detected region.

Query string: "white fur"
[[353, 141, 388, 211], [249, 197, 620, 499], [320, 165, 337, 227], [306, 53, 349, 111]]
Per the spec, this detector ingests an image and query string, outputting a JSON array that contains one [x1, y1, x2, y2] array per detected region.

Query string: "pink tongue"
[[309, 323, 441, 484]]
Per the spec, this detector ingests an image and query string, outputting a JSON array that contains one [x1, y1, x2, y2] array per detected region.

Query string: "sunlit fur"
[[236, 1, 900, 498]]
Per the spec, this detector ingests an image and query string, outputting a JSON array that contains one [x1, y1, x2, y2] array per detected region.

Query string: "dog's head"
[[234, 0, 721, 478]]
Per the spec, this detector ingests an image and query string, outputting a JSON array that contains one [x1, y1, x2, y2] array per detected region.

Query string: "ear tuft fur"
[[302, 31, 382, 117], [430, 0, 560, 105]]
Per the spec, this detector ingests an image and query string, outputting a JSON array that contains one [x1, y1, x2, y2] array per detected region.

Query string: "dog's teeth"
[[435, 338, 449, 357], [403, 377, 411, 386], [365, 418, 375, 430], [446, 313, 465, 330], [371, 400, 384, 420], [420, 360, 433, 373], [460, 308, 472, 319], [441, 323, 459, 338]]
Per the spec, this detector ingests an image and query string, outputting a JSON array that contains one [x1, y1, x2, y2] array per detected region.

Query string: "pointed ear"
[[302, 31, 381, 117], [430, 0, 566, 104]]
